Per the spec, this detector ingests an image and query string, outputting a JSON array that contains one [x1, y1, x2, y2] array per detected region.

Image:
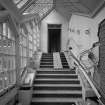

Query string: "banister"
[[78, 42, 100, 68], [69, 51, 103, 103]]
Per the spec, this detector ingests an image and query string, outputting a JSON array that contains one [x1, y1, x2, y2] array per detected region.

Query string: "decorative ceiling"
[[1, 0, 105, 22], [55, 0, 105, 18], [23, 0, 53, 18], [55, 0, 90, 14]]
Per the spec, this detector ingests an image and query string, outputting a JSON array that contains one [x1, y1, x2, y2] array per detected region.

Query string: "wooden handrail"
[[68, 51, 103, 104]]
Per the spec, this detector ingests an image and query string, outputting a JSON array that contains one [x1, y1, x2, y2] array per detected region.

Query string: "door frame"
[[47, 24, 62, 53]]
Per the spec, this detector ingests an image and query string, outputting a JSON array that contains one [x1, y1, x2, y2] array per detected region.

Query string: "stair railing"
[[68, 50, 104, 105], [79, 48, 98, 70], [78, 42, 100, 90]]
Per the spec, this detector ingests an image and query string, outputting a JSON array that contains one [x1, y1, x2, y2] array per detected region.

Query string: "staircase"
[[31, 53, 83, 105], [31, 69, 83, 105], [40, 53, 53, 68], [60, 52, 70, 69]]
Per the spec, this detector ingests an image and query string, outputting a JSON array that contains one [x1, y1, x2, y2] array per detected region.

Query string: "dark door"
[[48, 24, 61, 53]]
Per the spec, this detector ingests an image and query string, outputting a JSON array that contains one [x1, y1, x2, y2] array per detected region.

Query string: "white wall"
[[41, 10, 69, 52], [69, 15, 98, 57], [68, 7, 105, 57]]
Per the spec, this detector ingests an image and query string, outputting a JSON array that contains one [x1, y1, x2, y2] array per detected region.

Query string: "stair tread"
[[37, 69, 72, 71], [40, 65, 53, 67], [35, 79, 79, 81], [33, 90, 82, 94], [38, 68, 55, 70], [33, 84, 82, 87], [37, 71, 76, 73], [40, 64, 53, 66], [40, 63, 53, 64], [31, 98, 82, 102], [37, 67, 75, 70], [37, 74, 77, 76], [40, 61, 53, 62]]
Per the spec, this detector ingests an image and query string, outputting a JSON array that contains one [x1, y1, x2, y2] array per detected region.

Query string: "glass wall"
[[19, 25, 27, 68], [0, 21, 16, 92], [19, 19, 40, 69], [0, 16, 41, 94]]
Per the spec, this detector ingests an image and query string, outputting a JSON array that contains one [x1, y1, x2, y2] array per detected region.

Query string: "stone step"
[[40, 63, 53, 65], [36, 74, 78, 79], [33, 84, 82, 91], [37, 70, 75, 74], [41, 56, 53, 58], [40, 61, 53, 63], [40, 62, 53, 65], [36, 74, 78, 76], [37, 70, 76, 74], [35, 78, 78, 81], [32, 53, 83, 105], [40, 66, 53, 68], [31, 97, 80, 103], [34, 79, 80, 84], [40, 59, 53, 61], [32, 93, 82, 98], [33, 90, 82, 94], [37, 69, 70, 71]]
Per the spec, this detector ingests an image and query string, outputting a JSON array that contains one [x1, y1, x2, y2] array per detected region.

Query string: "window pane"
[[3, 23, 7, 36], [29, 42, 32, 49], [0, 21, 16, 92], [29, 35, 32, 41], [23, 47, 27, 57], [23, 37, 27, 47]]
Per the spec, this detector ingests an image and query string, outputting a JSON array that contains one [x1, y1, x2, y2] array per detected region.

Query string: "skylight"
[[12, 0, 29, 8], [23, 0, 53, 18]]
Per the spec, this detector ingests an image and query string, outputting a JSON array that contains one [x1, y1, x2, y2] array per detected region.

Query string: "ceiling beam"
[[20, 0, 38, 13], [0, 0, 23, 22]]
